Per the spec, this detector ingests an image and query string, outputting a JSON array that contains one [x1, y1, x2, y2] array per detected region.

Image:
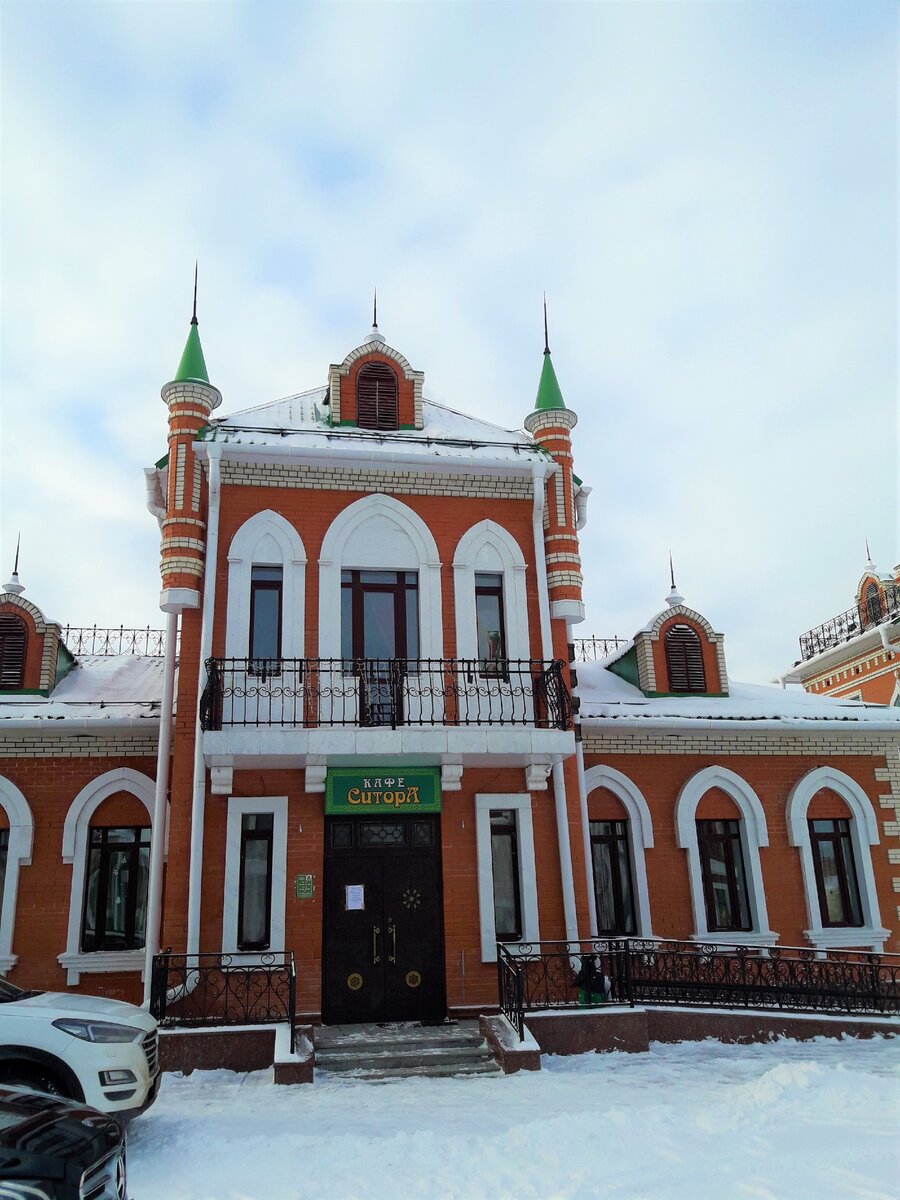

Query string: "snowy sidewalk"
[[128, 1036, 900, 1200]]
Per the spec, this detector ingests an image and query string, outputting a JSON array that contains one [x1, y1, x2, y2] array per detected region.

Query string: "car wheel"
[[0, 1065, 71, 1098]]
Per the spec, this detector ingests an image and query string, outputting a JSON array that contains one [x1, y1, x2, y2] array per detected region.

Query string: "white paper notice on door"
[[345, 884, 365, 911]]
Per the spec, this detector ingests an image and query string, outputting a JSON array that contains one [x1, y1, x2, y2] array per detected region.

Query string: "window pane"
[[816, 839, 846, 925], [103, 849, 132, 945], [476, 591, 504, 665], [837, 835, 863, 926], [358, 823, 405, 847], [490, 814, 521, 941], [341, 584, 352, 662], [591, 840, 617, 933], [615, 834, 637, 934], [239, 813, 273, 950], [133, 846, 150, 946], [250, 587, 280, 661], [251, 566, 282, 583], [82, 846, 101, 950], [697, 820, 751, 933], [405, 590, 419, 659], [363, 591, 396, 659]]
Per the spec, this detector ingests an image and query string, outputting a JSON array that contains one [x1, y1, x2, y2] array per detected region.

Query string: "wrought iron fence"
[[497, 938, 900, 1040], [149, 950, 296, 1045], [62, 625, 169, 657], [799, 586, 900, 661], [200, 657, 574, 732], [571, 637, 627, 662]]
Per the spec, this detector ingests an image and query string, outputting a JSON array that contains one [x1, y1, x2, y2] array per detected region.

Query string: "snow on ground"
[[128, 1037, 900, 1200]]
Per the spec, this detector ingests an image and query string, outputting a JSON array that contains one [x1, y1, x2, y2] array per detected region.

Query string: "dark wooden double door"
[[322, 816, 445, 1024]]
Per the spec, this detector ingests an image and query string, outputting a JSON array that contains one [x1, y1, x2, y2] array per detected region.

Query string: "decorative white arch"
[[452, 520, 529, 662], [225, 510, 307, 659], [0, 777, 34, 974], [675, 766, 776, 947], [59, 768, 159, 984], [786, 766, 889, 952], [318, 494, 443, 659], [583, 764, 654, 937]]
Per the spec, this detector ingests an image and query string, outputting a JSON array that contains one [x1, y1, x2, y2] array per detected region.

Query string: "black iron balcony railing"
[[799, 586, 900, 662], [571, 637, 627, 662], [62, 625, 169, 657], [497, 938, 900, 1041], [149, 950, 296, 1045], [200, 657, 573, 732]]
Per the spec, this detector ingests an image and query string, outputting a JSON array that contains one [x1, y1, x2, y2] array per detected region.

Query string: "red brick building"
[[0, 309, 897, 1036]]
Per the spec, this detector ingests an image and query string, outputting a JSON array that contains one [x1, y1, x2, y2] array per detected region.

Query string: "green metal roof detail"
[[534, 351, 566, 412], [174, 323, 210, 385]]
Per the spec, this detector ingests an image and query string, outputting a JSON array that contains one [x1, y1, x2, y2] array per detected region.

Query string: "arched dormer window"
[[0, 616, 27, 689], [664, 624, 706, 692], [863, 581, 883, 627], [357, 363, 398, 431]]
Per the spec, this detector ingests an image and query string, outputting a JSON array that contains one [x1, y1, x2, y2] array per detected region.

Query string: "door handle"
[[373, 925, 381, 964], [388, 920, 397, 964]]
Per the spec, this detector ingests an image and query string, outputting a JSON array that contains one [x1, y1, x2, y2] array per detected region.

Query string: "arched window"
[[0, 616, 27, 689], [664, 624, 706, 692], [863, 581, 883, 627], [357, 363, 398, 430]]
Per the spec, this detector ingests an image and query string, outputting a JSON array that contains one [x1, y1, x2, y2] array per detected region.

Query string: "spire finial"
[[191, 261, 199, 326], [543, 293, 550, 356], [665, 551, 684, 608], [373, 287, 378, 331], [865, 536, 873, 565], [364, 286, 386, 345], [3, 533, 24, 596]]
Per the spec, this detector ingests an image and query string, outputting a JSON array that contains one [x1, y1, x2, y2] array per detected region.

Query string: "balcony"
[[201, 657, 573, 732], [798, 586, 900, 662], [199, 657, 575, 779]]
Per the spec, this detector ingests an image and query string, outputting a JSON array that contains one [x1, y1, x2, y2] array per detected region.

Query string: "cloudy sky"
[[1, 1, 896, 683]]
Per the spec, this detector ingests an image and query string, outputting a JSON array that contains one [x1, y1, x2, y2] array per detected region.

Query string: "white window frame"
[[225, 510, 306, 660], [475, 793, 540, 962], [58, 768, 157, 985], [786, 766, 889, 952], [0, 776, 34, 975], [222, 796, 288, 960], [452, 520, 530, 662], [675, 766, 776, 948], [582, 765, 654, 938]]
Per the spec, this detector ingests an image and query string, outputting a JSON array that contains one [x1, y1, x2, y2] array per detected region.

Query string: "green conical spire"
[[173, 262, 211, 384], [534, 351, 566, 412], [533, 294, 566, 412], [174, 323, 209, 384]]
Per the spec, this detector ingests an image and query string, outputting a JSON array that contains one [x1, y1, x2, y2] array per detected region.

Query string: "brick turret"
[[524, 313, 585, 625], [157, 284, 221, 614]]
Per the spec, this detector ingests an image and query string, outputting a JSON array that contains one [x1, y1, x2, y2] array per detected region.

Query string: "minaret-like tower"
[[158, 270, 222, 613], [524, 304, 585, 625]]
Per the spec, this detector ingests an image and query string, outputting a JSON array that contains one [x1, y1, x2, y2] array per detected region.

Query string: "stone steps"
[[315, 1020, 501, 1081]]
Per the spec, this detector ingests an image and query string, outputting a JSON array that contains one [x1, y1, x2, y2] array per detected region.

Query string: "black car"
[[0, 1086, 126, 1200]]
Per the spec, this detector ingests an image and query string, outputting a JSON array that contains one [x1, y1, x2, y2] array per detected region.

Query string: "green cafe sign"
[[325, 766, 441, 815]]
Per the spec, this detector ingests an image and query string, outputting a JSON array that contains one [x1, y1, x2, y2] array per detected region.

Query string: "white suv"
[[0, 976, 160, 1118]]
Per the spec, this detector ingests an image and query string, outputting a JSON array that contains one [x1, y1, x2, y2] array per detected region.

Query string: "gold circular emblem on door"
[[402, 888, 422, 910], [405, 970, 422, 988], [347, 972, 363, 991]]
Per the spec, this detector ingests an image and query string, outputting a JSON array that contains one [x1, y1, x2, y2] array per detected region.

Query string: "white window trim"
[[225, 510, 306, 659], [475, 793, 539, 962], [452, 520, 529, 661], [582, 765, 654, 938], [317, 494, 443, 660], [0, 776, 34, 975], [675, 766, 777, 948], [59, 768, 157, 985], [786, 766, 889, 953], [222, 796, 288, 961]]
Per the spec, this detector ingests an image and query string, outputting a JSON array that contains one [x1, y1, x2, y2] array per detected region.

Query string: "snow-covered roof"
[[203, 388, 545, 471], [578, 661, 900, 730], [0, 655, 165, 726]]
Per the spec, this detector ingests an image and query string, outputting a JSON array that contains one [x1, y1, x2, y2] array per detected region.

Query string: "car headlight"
[[51, 1018, 143, 1043]]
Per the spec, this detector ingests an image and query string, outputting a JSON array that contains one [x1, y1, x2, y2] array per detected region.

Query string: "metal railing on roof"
[[62, 625, 169, 657], [571, 637, 627, 662], [798, 586, 900, 662]]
